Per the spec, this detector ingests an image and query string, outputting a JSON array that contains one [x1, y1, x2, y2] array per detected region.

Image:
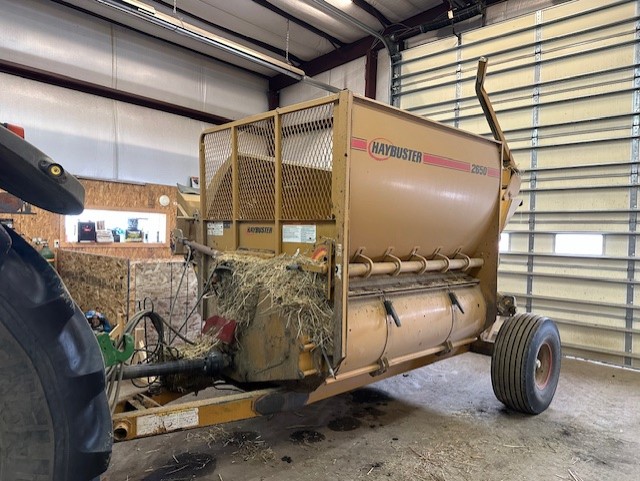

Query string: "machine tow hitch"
[[97, 333, 135, 368]]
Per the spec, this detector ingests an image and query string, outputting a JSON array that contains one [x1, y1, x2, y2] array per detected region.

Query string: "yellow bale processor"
[[110, 59, 560, 442], [0, 60, 560, 481]]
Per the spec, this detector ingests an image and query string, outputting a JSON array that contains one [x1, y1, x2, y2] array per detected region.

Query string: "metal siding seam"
[[454, 36, 462, 129], [626, 9, 640, 366], [391, 45, 401, 107], [527, 10, 543, 313]]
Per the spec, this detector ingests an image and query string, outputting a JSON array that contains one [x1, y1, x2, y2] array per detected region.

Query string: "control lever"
[[448, 292, 465, 314], [383, 299, 402, 327]]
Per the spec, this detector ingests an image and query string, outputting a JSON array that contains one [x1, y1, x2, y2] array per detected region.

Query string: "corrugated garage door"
[[395, 0, 640, 367]]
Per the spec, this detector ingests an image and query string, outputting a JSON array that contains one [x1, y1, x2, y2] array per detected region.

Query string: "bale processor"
[[110, 59, 561, 442], [0, 59, 561, 481]]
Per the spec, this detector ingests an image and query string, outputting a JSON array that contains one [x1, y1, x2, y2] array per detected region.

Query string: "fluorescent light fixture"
[[330, 0, 353, 7], [94, 0, 340, 92]]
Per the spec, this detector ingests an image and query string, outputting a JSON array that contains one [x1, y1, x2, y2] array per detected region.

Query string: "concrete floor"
[[103, 353, 640, 481]]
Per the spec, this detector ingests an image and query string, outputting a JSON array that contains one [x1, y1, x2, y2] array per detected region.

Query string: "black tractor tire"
[[0, 226, 112, 481], [491, 313, 561, 414]]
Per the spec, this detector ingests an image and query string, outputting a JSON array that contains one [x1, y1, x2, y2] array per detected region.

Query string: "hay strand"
[[213, 253, 333, 350]]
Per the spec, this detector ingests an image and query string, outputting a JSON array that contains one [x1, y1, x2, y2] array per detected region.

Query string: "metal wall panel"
[[0, 0, 113, 85], [397, 0, 640, 367], [114, 102, 209, 185], [280, 57, 366, 106], [0, 72, 209, 185], [376, 49, 391, 104], [0, 0, 268, 185], [0, 72, 116, 179], [0, 0, 268, 119]]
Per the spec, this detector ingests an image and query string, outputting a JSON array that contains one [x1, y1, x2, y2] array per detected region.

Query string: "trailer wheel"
[[0, 226, 112, 481], [491, 313, 561, 414]]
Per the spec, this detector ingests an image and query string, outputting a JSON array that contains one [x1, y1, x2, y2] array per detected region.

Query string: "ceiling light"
[[94, 0, 340, 92], [330, 0, 353, 7]]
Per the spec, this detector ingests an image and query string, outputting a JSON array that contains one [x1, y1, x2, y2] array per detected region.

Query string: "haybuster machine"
[[110, 59, 561, 442], [0, 60, 561, 481]]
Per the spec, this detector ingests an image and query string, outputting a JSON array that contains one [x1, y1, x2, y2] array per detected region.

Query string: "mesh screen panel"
[[281, 103, 334, 221], [203, 129, 233, 220], [237, 119, 276, 220], [202, 102, 335, 224]]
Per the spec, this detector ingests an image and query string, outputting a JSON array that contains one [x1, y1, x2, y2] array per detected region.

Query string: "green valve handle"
[[97, 333, 135, 367]]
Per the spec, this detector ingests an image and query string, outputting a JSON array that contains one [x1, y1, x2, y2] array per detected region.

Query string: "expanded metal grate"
[[281, 103, 334, 220], [202, 103, 335, 223], [237, 119, 276, 220], [203, 128, 233, 220]]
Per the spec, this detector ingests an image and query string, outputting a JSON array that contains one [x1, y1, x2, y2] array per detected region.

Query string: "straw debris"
[[161, 334, 221, 392], [213, 252, 333, 351], [176, 334, 221, 359], [186, 427, 275, 463]]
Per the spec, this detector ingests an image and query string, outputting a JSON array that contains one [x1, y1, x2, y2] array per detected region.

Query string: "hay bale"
[[213, 252, 333, 351]]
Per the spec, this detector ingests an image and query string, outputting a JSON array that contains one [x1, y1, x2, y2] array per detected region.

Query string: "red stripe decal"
[[351, 137, 367, 150], [352, 137, 497, 179], [422, 153, 470, 172]]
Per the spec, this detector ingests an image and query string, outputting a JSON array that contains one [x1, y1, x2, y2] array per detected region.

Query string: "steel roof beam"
[[0, 58, 233, 125], [352, 0, 391, 27], [250, 0, 345, 48], [269, 2, 448, 92], [154, 0, 304, 65], [269, 0, 505, 93]]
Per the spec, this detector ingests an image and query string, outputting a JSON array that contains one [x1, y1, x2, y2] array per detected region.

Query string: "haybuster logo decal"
[[367, 137, 423, 163], [350, 135, 500, 178], [367, 137, 393, 161], [247, 227, 272, 234]]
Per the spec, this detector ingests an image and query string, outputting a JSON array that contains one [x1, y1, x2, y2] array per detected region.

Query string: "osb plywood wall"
[[58, 250, 201, 338], [130, 260, 202, 343], [57, 249, 129, 327], [8, 204, 59, 252], [9, 178, 178, 260]]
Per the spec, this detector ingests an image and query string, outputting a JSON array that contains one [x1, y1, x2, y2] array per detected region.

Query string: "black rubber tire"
[[0, 226, 112, 480], [491, 313, 561, 414]]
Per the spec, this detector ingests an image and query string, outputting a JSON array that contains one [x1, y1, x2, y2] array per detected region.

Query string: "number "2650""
[[471, 164, 488, 175]]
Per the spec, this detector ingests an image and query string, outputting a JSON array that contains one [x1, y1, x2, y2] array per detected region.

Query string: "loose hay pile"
[[186, 427, 276, 463], [213, 252, 334, 351]]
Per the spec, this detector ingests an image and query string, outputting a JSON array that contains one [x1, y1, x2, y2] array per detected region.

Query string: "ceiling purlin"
[[269, 0, 503, 92], [250, 0, 346, 49], [351, 0, 391, 27], [153, 0, 304, 65], [269, 1, 450, 92]]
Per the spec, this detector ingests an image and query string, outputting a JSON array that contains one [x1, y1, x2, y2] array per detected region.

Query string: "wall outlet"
[[53, 239, 60, 248]]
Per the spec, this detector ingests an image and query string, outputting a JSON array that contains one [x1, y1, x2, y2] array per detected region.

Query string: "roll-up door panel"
[[397, 0, 640, 367]]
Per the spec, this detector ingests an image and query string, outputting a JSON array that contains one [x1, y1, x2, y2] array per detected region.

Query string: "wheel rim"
[[534, 341, 553, 390]]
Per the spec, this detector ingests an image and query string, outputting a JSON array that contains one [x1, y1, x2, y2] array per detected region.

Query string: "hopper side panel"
[[349, 102, 501, 261]]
